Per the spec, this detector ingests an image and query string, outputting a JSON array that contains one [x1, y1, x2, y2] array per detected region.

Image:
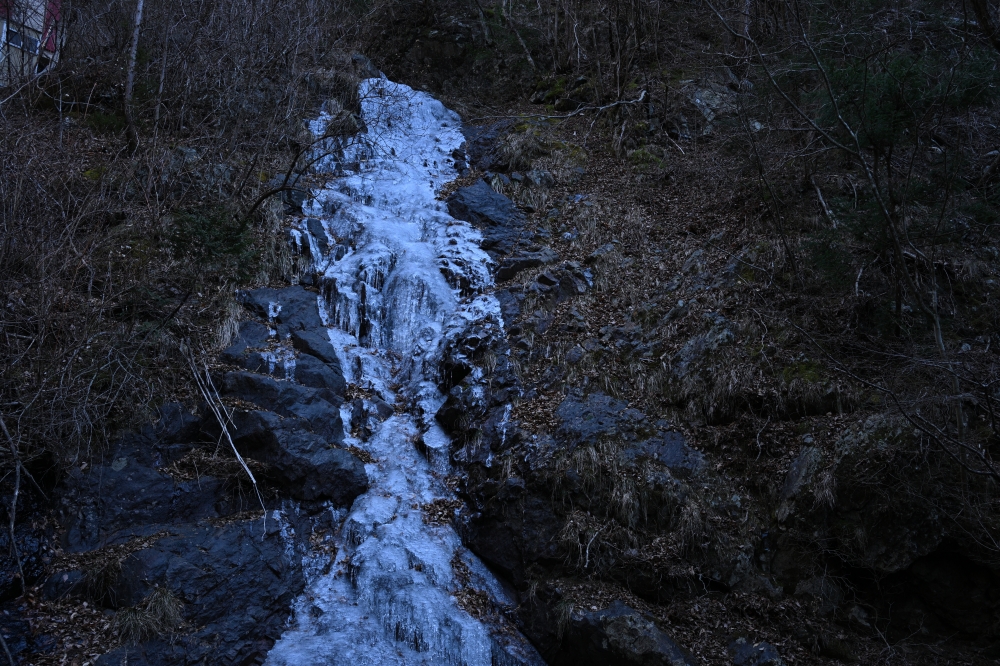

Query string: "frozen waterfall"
[[264, 79, 540, 666]]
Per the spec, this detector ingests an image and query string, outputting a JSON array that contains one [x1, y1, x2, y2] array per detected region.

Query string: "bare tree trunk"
[[124, 0, 146, 148]]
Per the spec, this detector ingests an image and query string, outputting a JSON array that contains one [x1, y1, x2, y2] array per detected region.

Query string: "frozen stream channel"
[[264, 79, 541, 665]]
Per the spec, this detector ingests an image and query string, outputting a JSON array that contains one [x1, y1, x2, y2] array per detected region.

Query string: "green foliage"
[[781, 360, 825, 384], [82, 166, 107, 181], [805, 7, 1000, 154], [627, 146, 666, 170], [83, 110, 127, 134], [804, 233, 854, 291], [166, 206, 258, 282]]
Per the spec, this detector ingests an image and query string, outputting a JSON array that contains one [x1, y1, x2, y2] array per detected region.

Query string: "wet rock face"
[[48, 412, 312, 666], [556, 601, 697, 666], [464, 494, 563, 586], [225, 409, 366, 504], [209, 321, 367, 504], [218, 371, 344, 439], [57, 433, 222, 553]]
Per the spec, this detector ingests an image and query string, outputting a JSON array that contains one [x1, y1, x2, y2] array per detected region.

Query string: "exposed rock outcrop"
[[41, 277, 370, 664]]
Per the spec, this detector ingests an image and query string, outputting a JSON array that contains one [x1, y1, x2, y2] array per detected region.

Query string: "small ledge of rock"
[[238, 286, 323, 334], [728, 637, 787, 666], [496, 247, 559, 282], [558, 601, 697, 666], [446, 179, 526, 255]]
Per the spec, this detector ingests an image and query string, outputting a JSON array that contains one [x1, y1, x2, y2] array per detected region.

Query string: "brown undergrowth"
[[442, 56, 1000, 659]]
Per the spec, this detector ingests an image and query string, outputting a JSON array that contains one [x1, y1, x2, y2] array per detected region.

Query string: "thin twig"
[[0, 413, 25, 596], [0, 630, 14, 666], [792, 323, 1000, 481], [468, 90, 648, 124], [184, 346, 266, 527]]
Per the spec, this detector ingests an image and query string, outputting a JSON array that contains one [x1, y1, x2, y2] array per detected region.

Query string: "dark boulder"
[[495, 289, 521, 322], [446, 180, 526, 256], [227, 410, 366, 504], [556, 393, 704, 478], [555, 393, 648, 446], [525, 264, 592, 305], [352, 52, 381, 79], [0, 605, 53, 662], [525, 169, 555, 189], [556, 601, 697, 666], [294, 352, 347, 394], [220, 321, 272, 367], [290, 329, 343, 369], [465, 495, 561, 587], [461, 122, 506, 172], [43, 569, 84, 600], [151, 402, 203, 445], [496, 247, 559, 282], [447, 180, 521, 228], [217, 370, 344, 440], [623, 433, 705, 479], [95, 519, 304, 666], [729, 637, 786, 666], [585, 243, 617, 265], [305, 217, 330, 255]]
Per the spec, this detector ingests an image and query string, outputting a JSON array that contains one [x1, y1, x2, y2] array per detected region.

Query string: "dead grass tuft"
[[495, 127, 549, 171], [113, 586, 184, 644]]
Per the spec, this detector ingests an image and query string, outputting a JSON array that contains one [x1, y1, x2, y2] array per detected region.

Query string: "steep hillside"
[[2, 0, 1000, 663]]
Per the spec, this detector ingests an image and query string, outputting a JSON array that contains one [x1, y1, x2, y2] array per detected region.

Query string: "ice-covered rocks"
[[264, 78, 542, 665]]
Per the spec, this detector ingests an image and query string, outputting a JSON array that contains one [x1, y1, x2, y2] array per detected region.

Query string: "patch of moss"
[[166, 205, 258, 282], [83, 166, 107, 181], [85, 110, 126, 134], [781, 360, 824, 384], [627, 146, 666, 170]]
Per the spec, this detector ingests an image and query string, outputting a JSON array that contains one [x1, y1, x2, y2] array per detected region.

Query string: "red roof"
[[42, 0, 59, 52]]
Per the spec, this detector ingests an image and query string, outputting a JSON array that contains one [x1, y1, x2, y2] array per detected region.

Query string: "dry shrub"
[[0, 0, 363, 468], [83, 558, 124, 607], [494, 126, 549, 171], [677, 497, 708, 554], [813, 466, 837, 509], [557, 509, 638, 574], [550, 438, 680, 531], [0, 119, 158, 464]]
